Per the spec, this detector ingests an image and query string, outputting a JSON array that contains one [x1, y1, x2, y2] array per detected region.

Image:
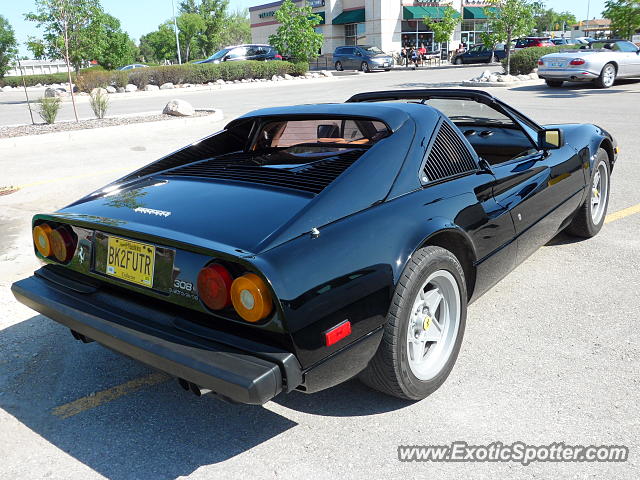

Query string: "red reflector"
[[570, 58, 586, 65], [197, 263, 233, 310], [324, 320, 351, 346]]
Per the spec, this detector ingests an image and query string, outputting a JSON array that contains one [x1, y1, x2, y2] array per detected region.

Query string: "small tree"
[[92, 13, 136, 70], [177, 12, 206, 62], [485, 0, 536, 75], [269, 0, 323, 63], [423, 6, 460, 55], [0, 15, 18, 78], [38, 96, 61, 124], [603, 0, 640, 40], [480, 31, 502, 62]]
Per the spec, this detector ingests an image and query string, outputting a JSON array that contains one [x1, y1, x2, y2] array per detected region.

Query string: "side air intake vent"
[[163, 150, 364, 195], [423, 122, 477, 182]]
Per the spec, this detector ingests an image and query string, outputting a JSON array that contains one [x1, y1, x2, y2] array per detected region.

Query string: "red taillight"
[[538, 59, 544, 66], [534, 42, 544, 47], [197, 263, 233, 310], [275, 54, 282, 60], [324, 320, 352, 346], [570, 58, 586, 65], [51, 226, 76, 263]]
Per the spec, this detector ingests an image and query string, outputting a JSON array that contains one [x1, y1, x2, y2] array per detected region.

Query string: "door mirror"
[[539, 129, 564, 149]]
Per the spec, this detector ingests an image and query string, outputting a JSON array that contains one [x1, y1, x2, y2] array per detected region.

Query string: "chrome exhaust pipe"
[[70, 329, 94, 343]]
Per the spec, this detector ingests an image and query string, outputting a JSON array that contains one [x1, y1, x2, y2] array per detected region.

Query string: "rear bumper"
[[11, 267, 302, 405], [538, 68, 599, 81]]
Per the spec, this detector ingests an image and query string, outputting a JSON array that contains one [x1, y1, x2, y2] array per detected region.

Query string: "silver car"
[[538, 40, 640, 88]]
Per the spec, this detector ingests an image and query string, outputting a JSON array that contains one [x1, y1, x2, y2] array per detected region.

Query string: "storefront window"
[[345, 23, 365, 45], [401, 20, 434, 50], [461, 20, 493, 47]]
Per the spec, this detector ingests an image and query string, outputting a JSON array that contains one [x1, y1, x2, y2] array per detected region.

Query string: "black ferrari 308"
[[12, 89, 617, 404]]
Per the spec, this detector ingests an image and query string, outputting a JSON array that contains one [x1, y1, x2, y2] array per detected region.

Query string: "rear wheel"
[[361, 61, 370, 73], [335, 61, 343, 71], [359, 246, 467, 400], [545, 79, 564, 87], [565, 148, 610, 238], [454, 57, 463, 65], [595, 63, 616, 88]]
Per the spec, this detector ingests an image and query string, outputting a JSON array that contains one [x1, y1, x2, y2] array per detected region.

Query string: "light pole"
[[172, 0, 182, 64], [586, 0, 590, 36]]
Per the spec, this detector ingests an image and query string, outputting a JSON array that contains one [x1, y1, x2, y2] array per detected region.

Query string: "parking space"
[[1, 68, 639, 479]]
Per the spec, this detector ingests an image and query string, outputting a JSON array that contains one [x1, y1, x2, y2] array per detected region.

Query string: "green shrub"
[[37, 96, 61, 124], [0, 72, 69, 88], [76, 70, 112, 92], [503, 45, 581, 75], [89, 90, 110, 119]]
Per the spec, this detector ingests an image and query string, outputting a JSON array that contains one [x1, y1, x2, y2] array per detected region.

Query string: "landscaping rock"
[[182, 83, 194, 88], [144, 84, 159, 91], [271, 75, 279, 82], [90, 87, 108, 97], [116, 87, 126, 93], [215, 79, 225, 85], [529, 72, 539, 80], [162, 99, 194, 117], [125, 84, 138, 92], [44, 87, 66, 97], [488, 74, 499, 82], [320, 70, 333, 77], [160, 82, 174, 90], [106, 86, 117, 93], [284, 74, 293, 80], [1, 86, 13, 92]]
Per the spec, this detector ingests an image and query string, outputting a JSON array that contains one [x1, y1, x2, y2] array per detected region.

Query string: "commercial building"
[[250, 1, 497, 57]]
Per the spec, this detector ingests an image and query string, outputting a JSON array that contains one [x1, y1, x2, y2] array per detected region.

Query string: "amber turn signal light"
[[231, 273, 273, 323], [33, 224, 54, 257]]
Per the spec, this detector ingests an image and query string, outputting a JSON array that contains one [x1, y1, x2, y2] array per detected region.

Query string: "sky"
[[1, 0, 607, 56]]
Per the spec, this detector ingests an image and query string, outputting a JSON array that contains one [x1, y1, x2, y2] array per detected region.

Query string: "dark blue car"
[[195, 44, 281, 64], [452, 45, 507, 64]]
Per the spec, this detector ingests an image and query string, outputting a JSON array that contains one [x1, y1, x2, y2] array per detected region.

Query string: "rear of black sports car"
[[11, 106, 412, 404]]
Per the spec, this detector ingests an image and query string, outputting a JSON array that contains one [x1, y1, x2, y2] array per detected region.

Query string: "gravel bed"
[[0, 111, 214, 139]]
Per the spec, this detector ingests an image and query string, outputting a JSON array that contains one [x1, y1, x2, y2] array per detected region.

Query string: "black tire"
[[361, 61, 370, 73], [359, 246, 468, 400], [454, 57, 463, 65], [545, 79, 564, 87], [594, 62, 616, 88], [565, 148, 611, 238], [334, 61, 343, 71], [384, 68, 391, 72]]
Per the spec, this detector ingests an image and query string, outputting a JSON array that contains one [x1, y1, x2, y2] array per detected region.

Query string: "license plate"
[[105, 236, 155, 288], [550, 62, 564, 68], [383, 63, 389, 67]]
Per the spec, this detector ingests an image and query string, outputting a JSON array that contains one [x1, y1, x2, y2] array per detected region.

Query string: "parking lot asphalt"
[[1, 67, 639, 480]]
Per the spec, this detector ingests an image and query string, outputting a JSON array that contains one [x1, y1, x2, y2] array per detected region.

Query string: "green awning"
[[333, 8, 365, 25], [463, 7, 499, 19], [403, 6, 461, 20]]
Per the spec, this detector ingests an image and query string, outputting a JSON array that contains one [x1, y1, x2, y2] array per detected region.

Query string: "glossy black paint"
[[13, 90, 618, 399]]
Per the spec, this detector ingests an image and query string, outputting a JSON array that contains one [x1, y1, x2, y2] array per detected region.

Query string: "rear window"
[[253, 118, 390, 151]]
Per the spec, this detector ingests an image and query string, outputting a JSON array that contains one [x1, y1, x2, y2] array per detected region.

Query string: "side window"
[[617, 41, 638, 52], [422, 122, 477, 183], [335, 48, 344, 55], [246, 46, 258, 56], [227, 47, 247, 59], [345, 47, 355, 55]]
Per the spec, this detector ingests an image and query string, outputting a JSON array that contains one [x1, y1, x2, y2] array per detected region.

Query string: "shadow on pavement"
[[510, 78, 640, 97], [0, 314, 410, 479]]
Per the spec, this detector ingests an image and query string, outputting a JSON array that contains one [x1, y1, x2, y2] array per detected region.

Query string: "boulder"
[[182, 83, 194, 88], [215, 79, 225, 85], [116, 87, 126, 93], [488, 74, 499, 82], [106, 86, 117, 93], [320, 70, 333, 77], [125, 83, 138, 92], [529, 72, 539, 80], [162, 99, 194, 117], [90, 87, 108, 97], [517, 74, 529, 81], [480, 69, 492, 80], [1, 85, 13, 92], [271, 74, 279, 82], [44, 87, 65, 97], [144, 84, 159, 91], [35, 83, 42, 87], [284, 74, 293, 80], [160, 82, 174, 90]]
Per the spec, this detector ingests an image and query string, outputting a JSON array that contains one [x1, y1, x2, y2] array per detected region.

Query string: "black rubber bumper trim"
[[12, 272, 299, 405]]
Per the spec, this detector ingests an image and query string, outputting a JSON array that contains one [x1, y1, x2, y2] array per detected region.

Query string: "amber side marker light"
[[33, 224, 54, 257], [197, 263, 234, 310], [231, 273, 273, 322]]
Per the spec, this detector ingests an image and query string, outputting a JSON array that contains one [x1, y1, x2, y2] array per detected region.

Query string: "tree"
[[180, 0, 229, 57], [484, 0, 536, 75], [177, 12, 205, 62], [533, 7, 577, 33], [423, 6, 460, 51], [603, 0, 640, 40], [26, 37, 47, 59], [218, 9, 251, 48], [0, 15, 18, 78], [139, 22, 177, 63], [269, 0, 323, 63], [92, 13, 136, 70]]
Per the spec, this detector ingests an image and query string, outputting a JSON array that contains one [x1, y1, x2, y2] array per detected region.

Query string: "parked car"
[[194, 44, 282, 64], [333, 45, 393, 72], [551, 38, 579, 45], [12, 89, 617, 404], [117, 64, 148, 71], [538, 39, 640, 88], [451, 44, 506, 64], [514, 37, 554, 50]]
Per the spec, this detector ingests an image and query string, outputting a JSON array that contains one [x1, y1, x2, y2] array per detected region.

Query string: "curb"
[[0, 110, 224, 149], [461, 79, 544, 88]]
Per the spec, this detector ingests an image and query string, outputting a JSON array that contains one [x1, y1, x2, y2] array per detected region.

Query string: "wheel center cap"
[[423, 316, 432, 330]]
